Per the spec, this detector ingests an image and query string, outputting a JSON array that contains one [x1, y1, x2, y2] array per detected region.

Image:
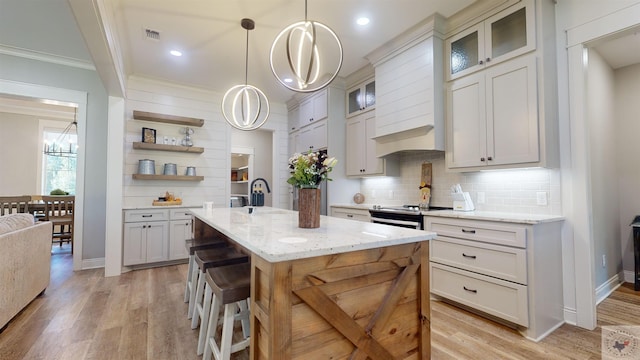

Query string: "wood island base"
[[192, 213, 432, 360]]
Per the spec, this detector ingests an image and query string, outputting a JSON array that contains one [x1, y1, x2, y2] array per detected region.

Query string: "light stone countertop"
[[423, 210, 564, 225], [122, 204, 200, 210], [190, 207, 436, 263]]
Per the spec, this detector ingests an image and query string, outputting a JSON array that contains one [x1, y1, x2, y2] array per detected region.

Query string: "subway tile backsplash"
[[360, 152, 561, 215]]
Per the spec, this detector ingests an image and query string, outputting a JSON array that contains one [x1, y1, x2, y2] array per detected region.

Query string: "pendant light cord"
[[304, 0, 308, 21], [244, 27, 249, 86]]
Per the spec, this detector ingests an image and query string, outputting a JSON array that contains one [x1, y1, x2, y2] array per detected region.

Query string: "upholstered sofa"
[[0, 213, 52, 329]]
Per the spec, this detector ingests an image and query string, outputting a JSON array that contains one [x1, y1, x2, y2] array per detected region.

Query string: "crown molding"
[[0, 44, 95, 71]]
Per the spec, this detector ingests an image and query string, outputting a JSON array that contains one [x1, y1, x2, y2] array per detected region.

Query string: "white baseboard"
[[563, 307, 577, 325], [624, 270, 635, 284], [82, 257, 105, 270], [595, 272, 623, 305]]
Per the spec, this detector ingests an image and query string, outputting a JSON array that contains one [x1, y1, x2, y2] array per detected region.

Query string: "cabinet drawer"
[[426, 217, 526, 248], [124, 209, 169, 223], [331, 208, 370, 222], [430, 237, 527, 284], [430, 263, 528, 327], [170, 208, 195, 220]]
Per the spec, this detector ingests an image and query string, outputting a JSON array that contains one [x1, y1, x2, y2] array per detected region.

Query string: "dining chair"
[[41, 195, 75, 253], [0, 195, 31, 216]]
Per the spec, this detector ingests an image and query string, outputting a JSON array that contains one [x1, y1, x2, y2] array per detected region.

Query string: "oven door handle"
[[370, 217, 421, 229]]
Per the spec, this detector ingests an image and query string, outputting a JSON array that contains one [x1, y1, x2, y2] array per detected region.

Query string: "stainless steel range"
[[369, 205, 452, 230]]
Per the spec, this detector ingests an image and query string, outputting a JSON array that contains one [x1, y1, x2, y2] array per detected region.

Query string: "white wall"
[[615, 63, 640, 278], [587, 49, 622, 287], [360, 152, 561, 215], [0, 112, 67, 195]]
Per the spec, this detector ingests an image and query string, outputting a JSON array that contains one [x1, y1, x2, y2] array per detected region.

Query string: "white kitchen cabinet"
[[298, 89, 328, 127], [346, 77, 375, 118], [445, 0, 535, 81], [298, 119, 327, 153], [330, 206, 370, 222], [447, 55, 539, 169], [123, 208, 194, 266], [288, 105, 300, 132], [346, 111, 384, 177], [288, 130, 300, 154], [169, 208, 193, 260], [123, 216, 169, 266], [425, 215, 564, 341]]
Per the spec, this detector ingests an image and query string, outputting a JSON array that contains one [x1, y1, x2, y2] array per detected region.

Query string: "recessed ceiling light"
[[356, 17, 370, 26], [170, 50, 183, 57]]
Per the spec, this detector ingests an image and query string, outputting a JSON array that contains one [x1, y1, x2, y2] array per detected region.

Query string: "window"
[[42, 128, 76, 195]]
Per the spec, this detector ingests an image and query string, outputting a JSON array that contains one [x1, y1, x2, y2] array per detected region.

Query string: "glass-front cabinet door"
[[446, 0, 535, 81], [346, 78, 375, 117], [447, 24, 483, 80]]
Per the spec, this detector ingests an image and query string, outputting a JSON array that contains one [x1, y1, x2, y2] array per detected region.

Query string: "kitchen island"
[[190, 207, 436, 360]]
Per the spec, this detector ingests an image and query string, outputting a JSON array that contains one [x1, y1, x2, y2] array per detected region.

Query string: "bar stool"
[[190, 248, 248, 331], [202, 262, 251, 360], [184, 237, 227, 307]]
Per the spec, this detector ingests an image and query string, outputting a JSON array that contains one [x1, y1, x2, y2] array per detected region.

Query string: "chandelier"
[[43, 107, 78, 157], [222, 18, 270, 131], [270, 0, 343, 92]]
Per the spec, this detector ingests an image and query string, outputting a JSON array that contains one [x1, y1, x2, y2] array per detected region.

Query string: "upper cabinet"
[[447, 55, 539, 169], [346, 78, 375, 118], [445, 0, 535, 81], [445, 0, 559, 171], [346, 111, 383, 176], [298, 89, 328, 127]]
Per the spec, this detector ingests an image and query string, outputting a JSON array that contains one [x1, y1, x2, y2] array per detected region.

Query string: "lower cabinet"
[[330, 206, 371, 222], [425, 215, 564, 341], [169, 209, 193, 260], [123, 220, 169, 266], [123, 208, 193, 266]]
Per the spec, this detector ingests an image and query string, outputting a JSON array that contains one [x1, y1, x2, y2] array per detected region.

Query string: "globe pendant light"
[[222, 18, 270, 131], [270, 0, 343, 92]]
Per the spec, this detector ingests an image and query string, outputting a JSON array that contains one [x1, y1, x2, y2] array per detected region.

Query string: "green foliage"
[[287, 149, 337, 188]]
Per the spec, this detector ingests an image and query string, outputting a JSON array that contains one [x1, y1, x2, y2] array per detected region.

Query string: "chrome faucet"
[[249, 178, 271, 206]]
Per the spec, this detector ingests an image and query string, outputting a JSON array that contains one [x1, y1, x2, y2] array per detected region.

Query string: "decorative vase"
[[298, 186, 321, 228]]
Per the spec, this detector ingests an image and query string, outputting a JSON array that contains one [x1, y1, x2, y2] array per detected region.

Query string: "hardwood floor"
[[1, 247, 638, 359]]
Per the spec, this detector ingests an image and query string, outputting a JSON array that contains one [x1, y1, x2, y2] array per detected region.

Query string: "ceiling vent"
[[144, 28, 160, 41]]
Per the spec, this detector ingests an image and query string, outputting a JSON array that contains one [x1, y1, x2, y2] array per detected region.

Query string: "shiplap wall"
[[123, 77, 289, 209]]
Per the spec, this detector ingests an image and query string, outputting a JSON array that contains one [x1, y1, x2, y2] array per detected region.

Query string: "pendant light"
[[43, 107, 78, 157], [270, 0, 343, 92], [222, 18, 270, 131]]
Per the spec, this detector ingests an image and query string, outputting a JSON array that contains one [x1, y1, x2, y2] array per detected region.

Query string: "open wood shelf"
[[133, 110, 204, 127], [133, 142, 204, 153], [132, 174, 204, 181]]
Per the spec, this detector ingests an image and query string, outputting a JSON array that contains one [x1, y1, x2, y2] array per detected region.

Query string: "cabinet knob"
[[486, 57, 491, 63], [479, 60, 484, 65], [487, 156, 493, 161], [480, 157, 485, 162]]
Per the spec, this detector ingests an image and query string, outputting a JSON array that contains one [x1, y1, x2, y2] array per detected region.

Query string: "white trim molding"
[[0, 44, 95, 71], [596, 272, 624, 305]]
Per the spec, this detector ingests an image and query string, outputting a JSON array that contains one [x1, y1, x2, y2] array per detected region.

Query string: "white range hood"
[[373, 125, 443, 157], [367, 14, 446, 158]]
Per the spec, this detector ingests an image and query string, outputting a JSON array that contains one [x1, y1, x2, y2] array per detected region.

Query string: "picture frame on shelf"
[[142, 127, 156, 144]]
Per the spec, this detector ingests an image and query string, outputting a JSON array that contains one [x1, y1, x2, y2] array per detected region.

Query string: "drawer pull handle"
[[347, 214, 353, 218], [142, 215, 152, 218], [461, 229, 476, 234], [462, 253, 477, 259], [463, 286, 477, 294]]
